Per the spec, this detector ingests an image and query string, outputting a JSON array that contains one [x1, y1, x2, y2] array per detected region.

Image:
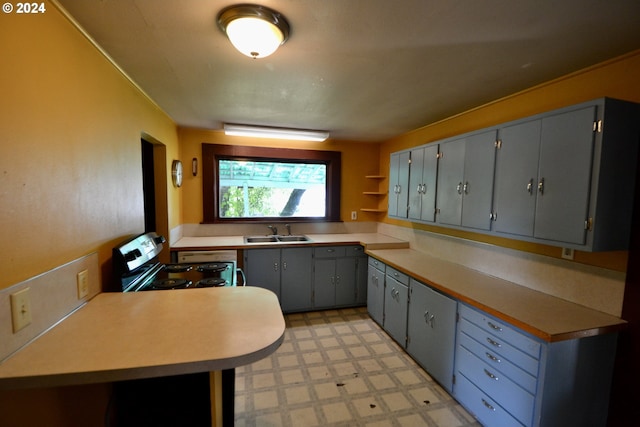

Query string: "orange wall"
[[378, 50, 640, 271], [177, 127, 381, 224], [0, 1, 180, 290]]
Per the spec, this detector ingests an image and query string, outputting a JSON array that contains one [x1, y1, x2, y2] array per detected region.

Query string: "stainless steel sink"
[[244, 236, 278, 243], [243, 235, 311, 243], [276, 235, 310, 242]]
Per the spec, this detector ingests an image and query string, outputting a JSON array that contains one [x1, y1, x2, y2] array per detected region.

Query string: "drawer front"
[[459, 318, 540, 377], [315, 246, 346, 258], [368, 257, 386, 273], [456, 345, 534, 426], [386, 266, 409, 286], [455, 372, 526, 427], [345, 245, 365, 257], [457, 329, 537, 394], [459, 304, 541, 359]]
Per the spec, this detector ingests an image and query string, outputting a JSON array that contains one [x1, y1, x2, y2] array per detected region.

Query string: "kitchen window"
[[202, 144, 341, 223]]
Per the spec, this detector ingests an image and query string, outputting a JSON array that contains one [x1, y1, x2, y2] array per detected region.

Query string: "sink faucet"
[[285, 224, 291, 236], [267, 225, 278, 235]]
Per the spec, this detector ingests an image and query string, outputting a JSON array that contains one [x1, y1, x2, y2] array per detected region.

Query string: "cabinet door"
[[355, 255, 368, 305], [534, 106, 596, 244], [367, 264, 385, 325], [383, 276, 408, 347], [244, 248, 281, 299], [280, 247, 313, 312], [461, 130, 497, 230], [406, 279, 457, 392], [335, 257, 357, 306], [389, 151, 410, 217], [493, 120, 542, 237], [313, 258, 336, 308], [409, 145, 439, 222], [436, 138, 465, 226]]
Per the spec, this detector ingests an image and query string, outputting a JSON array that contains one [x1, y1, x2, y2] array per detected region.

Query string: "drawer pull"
[[485, 352, 501, 363], [484, 369, 499, 381], [487, 321, 503, 332], [481, 398, 496, 411], [486, 337, 501, 348]]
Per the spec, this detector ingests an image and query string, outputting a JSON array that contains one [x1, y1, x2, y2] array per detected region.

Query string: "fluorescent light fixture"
[[223, 123, 330, 142]]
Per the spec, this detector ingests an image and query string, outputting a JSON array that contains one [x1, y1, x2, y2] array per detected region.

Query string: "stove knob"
[[124, 249, 142, 262]]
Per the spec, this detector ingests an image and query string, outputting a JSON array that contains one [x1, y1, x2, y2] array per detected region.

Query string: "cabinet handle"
[[485, 352, 501, 363], [456, 182, 463, 195], [526, 178, 534, 194], [336, 275, 340, 285], [274, 262, 279, 271], [481, 399, 496, 411], [429, 314, 435, 327], [282, 261, 287, 270], [424, 310, 430, 323], [486, 337, 501, 348], [538, 177, 545, 195], [463, 181, 469, 194], [487, 321, 502, 332], [484, 369, 499, 381]]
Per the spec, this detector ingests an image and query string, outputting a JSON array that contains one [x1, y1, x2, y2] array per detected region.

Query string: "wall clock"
[[171, 160, 183, 188]]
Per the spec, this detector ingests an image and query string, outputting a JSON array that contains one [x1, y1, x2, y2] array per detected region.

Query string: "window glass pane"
[[218, 160, 327, 218]]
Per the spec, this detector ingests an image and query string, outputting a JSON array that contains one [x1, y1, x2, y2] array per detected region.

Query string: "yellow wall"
[[177, 127, 381, 224], [378, 50, 640, 271], [0, 1, 180, 290]]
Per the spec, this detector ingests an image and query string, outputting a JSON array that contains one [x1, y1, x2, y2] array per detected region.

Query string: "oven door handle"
[[236, 268, 246, 286]]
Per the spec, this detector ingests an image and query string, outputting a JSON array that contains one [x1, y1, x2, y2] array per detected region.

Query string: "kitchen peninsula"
[[0, 286, 285, 426]]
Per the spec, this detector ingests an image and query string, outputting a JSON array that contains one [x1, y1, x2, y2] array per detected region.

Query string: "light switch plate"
[[77, 269, 89, 299], [10, 287, 32, 333]]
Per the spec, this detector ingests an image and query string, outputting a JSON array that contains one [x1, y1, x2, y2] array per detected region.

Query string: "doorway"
[[141, 135, 169, 263]]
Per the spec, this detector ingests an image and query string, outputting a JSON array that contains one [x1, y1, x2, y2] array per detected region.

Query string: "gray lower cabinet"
[[313, 245, 367, 309], [454, 303, 617, 427], [383, 266, 409, 347], [244, 247, 313, 312], [367, 257, 385, 325], [406, 278, 457, 393]]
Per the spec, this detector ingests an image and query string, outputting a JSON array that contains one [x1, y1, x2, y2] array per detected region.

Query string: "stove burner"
[[195, 278, 227, 288], [196, 263, 229, 273], [151, 278, 191, 290], [164, 264, 193, 273]]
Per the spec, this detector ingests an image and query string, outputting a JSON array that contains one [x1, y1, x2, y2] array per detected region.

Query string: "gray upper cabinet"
[[408, 145, 439, 222], [493, 119, 542, 237], [436, 130, 497, 231], [388, 151, 410, 218], [493, 98, 640, 251], [391, 97, 639, 251]]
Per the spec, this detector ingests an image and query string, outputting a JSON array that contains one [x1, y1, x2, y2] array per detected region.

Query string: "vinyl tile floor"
[[234, 307, 481, 427]]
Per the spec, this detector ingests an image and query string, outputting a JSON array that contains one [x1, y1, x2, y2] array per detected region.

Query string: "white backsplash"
[[377, 223, 626, 317]]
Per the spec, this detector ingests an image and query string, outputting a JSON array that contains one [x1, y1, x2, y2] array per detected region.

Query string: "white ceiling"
[[56, 0, 640, 142]]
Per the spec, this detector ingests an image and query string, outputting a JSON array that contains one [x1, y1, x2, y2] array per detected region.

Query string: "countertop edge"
[[366, 248, 627, 343]]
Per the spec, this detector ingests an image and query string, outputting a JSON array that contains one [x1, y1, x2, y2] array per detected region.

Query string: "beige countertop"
[[0, 287, 285, 390], [170, 233, 410, 251], [367, 248, 626, 343]]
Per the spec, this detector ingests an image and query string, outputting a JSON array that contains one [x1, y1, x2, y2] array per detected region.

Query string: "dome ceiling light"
[[217, 4, 290, 59]]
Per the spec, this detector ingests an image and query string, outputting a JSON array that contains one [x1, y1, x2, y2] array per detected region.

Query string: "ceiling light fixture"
[[224, 123, 329, 142], [217, 4, 290, 59]]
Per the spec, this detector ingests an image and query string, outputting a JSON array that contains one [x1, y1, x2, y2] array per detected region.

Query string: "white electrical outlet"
[[10, 287, 32, 333], [351, 211, 357, 220], [561, 248, 575, 260], [77, 269, 89, 299]]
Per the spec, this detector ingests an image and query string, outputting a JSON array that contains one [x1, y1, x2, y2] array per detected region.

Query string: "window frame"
[[202, 143, 341, 224]]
